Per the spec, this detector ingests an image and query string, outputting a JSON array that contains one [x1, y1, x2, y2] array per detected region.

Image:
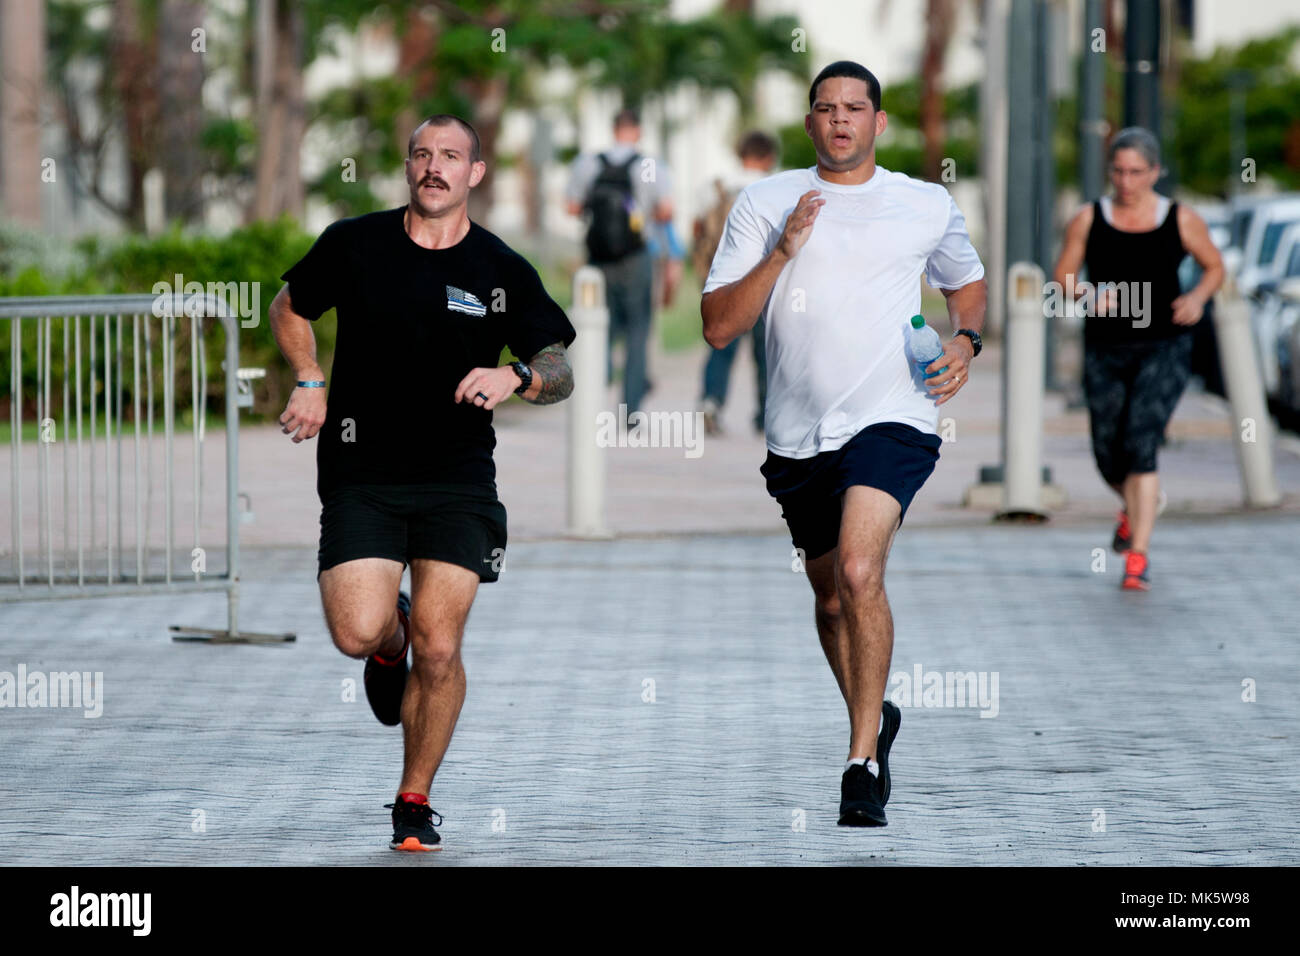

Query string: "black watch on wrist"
[[953, 328, 982, 357], [510, 361, 533, 395]]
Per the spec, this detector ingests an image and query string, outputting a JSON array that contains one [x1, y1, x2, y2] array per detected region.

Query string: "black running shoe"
[[839, 763, 887, 827], [877, 700, 901, 807], [363, 590, 410, 727], [385, 798, 442, 852]]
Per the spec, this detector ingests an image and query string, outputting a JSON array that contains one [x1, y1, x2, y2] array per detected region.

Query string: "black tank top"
[[1082, 199, 1187, 344]]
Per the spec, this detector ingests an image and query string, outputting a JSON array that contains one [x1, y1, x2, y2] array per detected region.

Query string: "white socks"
[[845, 757, 880, 777], [843, 713, 887, 776]]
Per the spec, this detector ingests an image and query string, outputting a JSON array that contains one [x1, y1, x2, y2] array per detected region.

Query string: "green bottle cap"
[[910, 314, 925, 329]]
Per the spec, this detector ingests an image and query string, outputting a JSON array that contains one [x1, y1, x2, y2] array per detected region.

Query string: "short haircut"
[[1109, 126, 1161, 167], [613, 108, 640, 130], [408, 114, 481, 164], [737, 130, 779, 162], [809, 60, 882, 112]]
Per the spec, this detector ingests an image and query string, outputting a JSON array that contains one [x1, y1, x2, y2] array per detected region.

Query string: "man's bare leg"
[[837, 486, 901, 762], [397, 559, 479, 796], [806, 548, 849, 702], [318, 557, 405, 660]]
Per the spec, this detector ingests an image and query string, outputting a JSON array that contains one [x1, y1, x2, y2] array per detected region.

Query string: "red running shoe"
[[1121, 551, 1150, 591]]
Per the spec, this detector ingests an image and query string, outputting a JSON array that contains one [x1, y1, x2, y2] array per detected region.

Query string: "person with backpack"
[[566, 108, 675, 417], [694, 131, 780, 434]]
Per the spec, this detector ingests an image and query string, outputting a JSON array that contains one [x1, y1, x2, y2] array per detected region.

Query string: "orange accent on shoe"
[[393, 837, 440, 852], [1115, 510, 1131, 540]]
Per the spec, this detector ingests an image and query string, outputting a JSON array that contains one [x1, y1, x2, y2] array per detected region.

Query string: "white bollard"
[[1001, 261, 1048, 518], [567, 266, 611, 537], [1213, 276, 1281, 508]]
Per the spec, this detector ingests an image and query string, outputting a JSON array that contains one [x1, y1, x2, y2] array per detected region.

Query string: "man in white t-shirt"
[[701, 60, 987, 827]]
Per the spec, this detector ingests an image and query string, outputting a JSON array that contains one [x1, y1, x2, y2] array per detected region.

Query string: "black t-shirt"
[[280, 207, 576, 494]]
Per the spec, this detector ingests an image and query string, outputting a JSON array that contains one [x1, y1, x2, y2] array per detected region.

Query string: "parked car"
[[1247, 222, 1300, 396], [1224, 193, 1275, 276], [1238, 194, 1300, 296], [1265, 239, 1300, 418]]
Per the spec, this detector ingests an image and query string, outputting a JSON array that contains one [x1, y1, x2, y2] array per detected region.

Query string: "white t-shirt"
[[703, 165, 984, 458]]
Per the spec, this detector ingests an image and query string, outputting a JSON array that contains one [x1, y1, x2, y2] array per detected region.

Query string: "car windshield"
[[1288, 244, 1300, 278], [1260, 219, 1298, 265]]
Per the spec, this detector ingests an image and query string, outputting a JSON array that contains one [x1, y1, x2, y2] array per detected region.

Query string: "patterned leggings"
[[1083, 334, 1193, 487]]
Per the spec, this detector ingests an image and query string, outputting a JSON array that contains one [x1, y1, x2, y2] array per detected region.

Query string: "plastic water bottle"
[[906, 314, 948, 379]]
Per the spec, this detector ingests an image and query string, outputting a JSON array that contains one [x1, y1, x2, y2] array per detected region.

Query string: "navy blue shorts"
[[760, 422, 942, 561], [317, 482, 507, 583]]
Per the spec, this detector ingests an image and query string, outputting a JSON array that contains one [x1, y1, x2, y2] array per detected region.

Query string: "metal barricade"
[[0, 294, 293, 644]]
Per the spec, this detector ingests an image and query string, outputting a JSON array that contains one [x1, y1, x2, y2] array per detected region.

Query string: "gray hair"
[[1109, 127, 1161, 167]]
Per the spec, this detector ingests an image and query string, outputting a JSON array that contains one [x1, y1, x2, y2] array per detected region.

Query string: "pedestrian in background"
[[1053, 126, 1223, 590], [566, 108, 675, 417], [694, 131, 780, 435]]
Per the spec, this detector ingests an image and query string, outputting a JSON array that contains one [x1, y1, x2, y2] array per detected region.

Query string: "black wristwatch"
[[953, 329, 982, 357], [510, 361, 533, 395]]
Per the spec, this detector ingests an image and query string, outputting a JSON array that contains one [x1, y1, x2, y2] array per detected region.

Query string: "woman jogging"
[[1053, 127, 1223, 590]]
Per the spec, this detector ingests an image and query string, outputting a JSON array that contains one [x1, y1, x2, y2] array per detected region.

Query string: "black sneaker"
[[838, 763, 887, 827], [363, 590, 410, 726], [877, 700, 901, 806], [1112, 510, 1131, 553], [385, 798, 442, 852]]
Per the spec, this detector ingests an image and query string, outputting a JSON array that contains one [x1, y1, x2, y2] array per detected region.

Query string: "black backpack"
[[584, 153, 644, 263]]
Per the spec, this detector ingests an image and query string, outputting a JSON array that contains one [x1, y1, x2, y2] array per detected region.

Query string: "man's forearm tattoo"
[[523, 343, 574, 405]]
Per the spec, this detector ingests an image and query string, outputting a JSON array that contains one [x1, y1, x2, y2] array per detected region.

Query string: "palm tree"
[[919, 0, 958, 182]]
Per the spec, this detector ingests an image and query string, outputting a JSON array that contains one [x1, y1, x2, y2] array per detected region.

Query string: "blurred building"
[[4, 0, 1300, 248]]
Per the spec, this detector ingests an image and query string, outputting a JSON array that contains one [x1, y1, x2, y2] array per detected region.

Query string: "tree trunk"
[[110, 0, 154, 230], [0, 0, 45, 226], [919, 0, 956, 182], [463, 73, 508, 225], [395, 6, 440, 161], [250, 0, 304, 222], [158, 0, 206, 225]]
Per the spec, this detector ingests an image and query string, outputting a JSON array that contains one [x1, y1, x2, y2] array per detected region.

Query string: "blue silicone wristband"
[[296, 380, 326, 388]]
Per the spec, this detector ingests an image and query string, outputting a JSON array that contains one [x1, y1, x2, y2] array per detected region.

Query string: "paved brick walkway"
[[1, 516, 1297, 865]]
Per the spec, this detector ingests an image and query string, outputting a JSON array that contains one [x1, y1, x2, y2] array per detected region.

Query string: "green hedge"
[[0, 219, 324, 425]]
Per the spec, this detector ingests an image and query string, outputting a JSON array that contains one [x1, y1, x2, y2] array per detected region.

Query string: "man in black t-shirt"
[[270, 114, 576, 852]]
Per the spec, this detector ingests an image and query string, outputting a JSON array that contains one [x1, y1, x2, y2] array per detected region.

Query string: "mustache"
[[420, 176, 450, 190]]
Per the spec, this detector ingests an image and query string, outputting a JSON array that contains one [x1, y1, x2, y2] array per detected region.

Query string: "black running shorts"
[[317, 482, 508, 583], [760, 422, 942, 561]]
